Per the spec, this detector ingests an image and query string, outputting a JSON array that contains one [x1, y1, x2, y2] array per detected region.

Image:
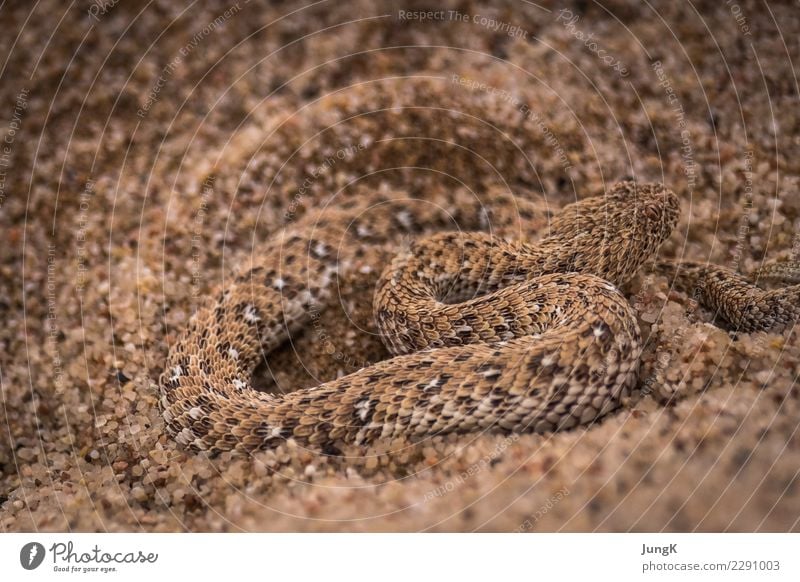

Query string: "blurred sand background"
[[2, 0, 800, 531]]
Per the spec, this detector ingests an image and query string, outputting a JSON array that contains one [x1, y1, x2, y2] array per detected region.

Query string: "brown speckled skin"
[[159, 181, 796, 456], [658, 260, 800, 333]]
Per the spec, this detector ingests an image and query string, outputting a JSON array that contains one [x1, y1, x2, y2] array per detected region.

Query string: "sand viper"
[[159, 181, 800, 455]]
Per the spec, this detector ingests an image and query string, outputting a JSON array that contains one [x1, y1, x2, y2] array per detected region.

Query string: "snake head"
[[606, 181, 681, 246], [545, 181, 680, 286], [606, 181, 680, 283]]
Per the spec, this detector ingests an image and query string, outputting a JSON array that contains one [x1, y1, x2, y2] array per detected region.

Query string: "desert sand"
[[1, 0, 799, 531]]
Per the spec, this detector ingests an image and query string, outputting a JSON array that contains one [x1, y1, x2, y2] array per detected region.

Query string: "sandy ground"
[[2, 0, 800, 532]]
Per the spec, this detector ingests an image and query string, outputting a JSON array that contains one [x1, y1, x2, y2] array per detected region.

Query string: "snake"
[[159, 181, 800, 456]]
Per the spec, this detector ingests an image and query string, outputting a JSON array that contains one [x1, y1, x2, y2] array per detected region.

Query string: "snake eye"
[[642, 205, 658, 222]]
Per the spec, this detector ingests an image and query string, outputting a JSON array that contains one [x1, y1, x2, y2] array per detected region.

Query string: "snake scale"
[[159, 182, 800, 455]]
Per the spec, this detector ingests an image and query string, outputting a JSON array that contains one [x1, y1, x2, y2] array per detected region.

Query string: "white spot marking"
[[397, 210, 413, 230], [424, 377, 441, 391], [170, 366, 183, 381], [243, 305, 260, 323], [314, 242, 328, 257], [355, 399, 371, 421]]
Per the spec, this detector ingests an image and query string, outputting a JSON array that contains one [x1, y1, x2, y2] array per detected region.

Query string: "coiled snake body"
[[159, 182, 800, 455]]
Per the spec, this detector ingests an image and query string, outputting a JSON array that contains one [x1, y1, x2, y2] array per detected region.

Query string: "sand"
[[1, 0, 800, 532]]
